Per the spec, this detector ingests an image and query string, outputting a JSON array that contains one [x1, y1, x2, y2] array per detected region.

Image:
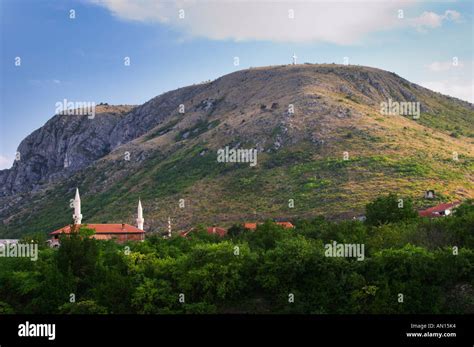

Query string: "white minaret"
[[72, 188, 83, 225], [136, 199, 144, 230], [167, 217, 172, 238], [292, 53, 297, 65]]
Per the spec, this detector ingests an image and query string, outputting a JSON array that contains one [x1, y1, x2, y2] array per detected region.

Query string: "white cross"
[[292, 53, 297, 65]]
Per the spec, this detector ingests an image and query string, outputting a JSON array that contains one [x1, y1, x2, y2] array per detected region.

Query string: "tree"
[[453, 199, 474, 217], [56, 225, 99, 295], [131, 278, 178, 314], [227, 224, 245, 238], [365, 194, 418, 226], [0, 301, 14, 314], [243, 220, 290, 250], [58, 300, 107, 314], [176, 242, 254, 303]]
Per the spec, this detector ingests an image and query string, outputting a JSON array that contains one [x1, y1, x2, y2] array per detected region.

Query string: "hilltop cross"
[[292, 53, 297, 65]]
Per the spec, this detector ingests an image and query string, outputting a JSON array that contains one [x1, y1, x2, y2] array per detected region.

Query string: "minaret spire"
[[167, 217, 172, 238], [137, 199, 144, 230], [72, 188, 83, 225]]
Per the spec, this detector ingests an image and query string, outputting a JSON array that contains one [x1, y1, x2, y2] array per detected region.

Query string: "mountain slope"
[[1, 64, 473, 237]]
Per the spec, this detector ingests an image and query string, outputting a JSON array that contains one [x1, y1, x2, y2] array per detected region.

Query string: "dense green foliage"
[[0, 199, 473, 314], [365, 194, 418, 226]]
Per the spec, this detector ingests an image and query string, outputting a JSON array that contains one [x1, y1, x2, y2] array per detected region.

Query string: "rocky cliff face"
[[0, 105, 133, 196], [0, 84, 213, 197], [108, 85, 207, 148]]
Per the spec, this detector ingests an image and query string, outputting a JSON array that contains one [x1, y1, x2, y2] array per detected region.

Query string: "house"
[[180, 226, 227, 237], [50, 223, 145, 244], [243, 221, 295, 230], [424, 190, 435, 199], [47, 238, 60, 248], [49, 188, 145, 246], [352, 215, 366, 222], [243, 222, 258, 230], [207, 226, 227, 237], [276, 221, 295, 229], [418, 202, 461, 218]]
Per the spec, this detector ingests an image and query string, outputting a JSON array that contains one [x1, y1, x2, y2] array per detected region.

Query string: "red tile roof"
[[243, 221, 294, 230], [207, 227, 227, 237], [50, 223, 144, 235], [419, 202, 461, 218], [243, 223, 258, 230], [179, 228, 193, 237], [276, 221, 295, 229], [180, 227, 227, 237]]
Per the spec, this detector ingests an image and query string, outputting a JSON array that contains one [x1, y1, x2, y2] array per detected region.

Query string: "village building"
[[424, 190, 435, 199], [243, 222, 258, 230], [207, 226, 227, 237], [418, 202, 461, 218], [352, 215, 366, 222], [243, 221, 295, 230], [180, 226, 228, 238], [275, 221, 295, 229], [49, 188, 145, 246]]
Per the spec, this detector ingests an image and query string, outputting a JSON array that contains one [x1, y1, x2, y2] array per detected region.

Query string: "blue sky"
[[0, 0, 472, 169]]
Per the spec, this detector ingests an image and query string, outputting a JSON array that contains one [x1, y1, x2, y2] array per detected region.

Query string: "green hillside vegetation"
[[1, 140, 472, 237]]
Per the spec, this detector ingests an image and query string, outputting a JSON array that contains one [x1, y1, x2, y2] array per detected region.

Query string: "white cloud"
[[408, 10, 461, 32], [0, 155, 12, 170], [28, 79, 62, 86], [420, 80, 474, 103], [422, 60, 473, 102], [427, 60, 464, 72], [91, 0, 170, 23], [89, 0, 459, 44]]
